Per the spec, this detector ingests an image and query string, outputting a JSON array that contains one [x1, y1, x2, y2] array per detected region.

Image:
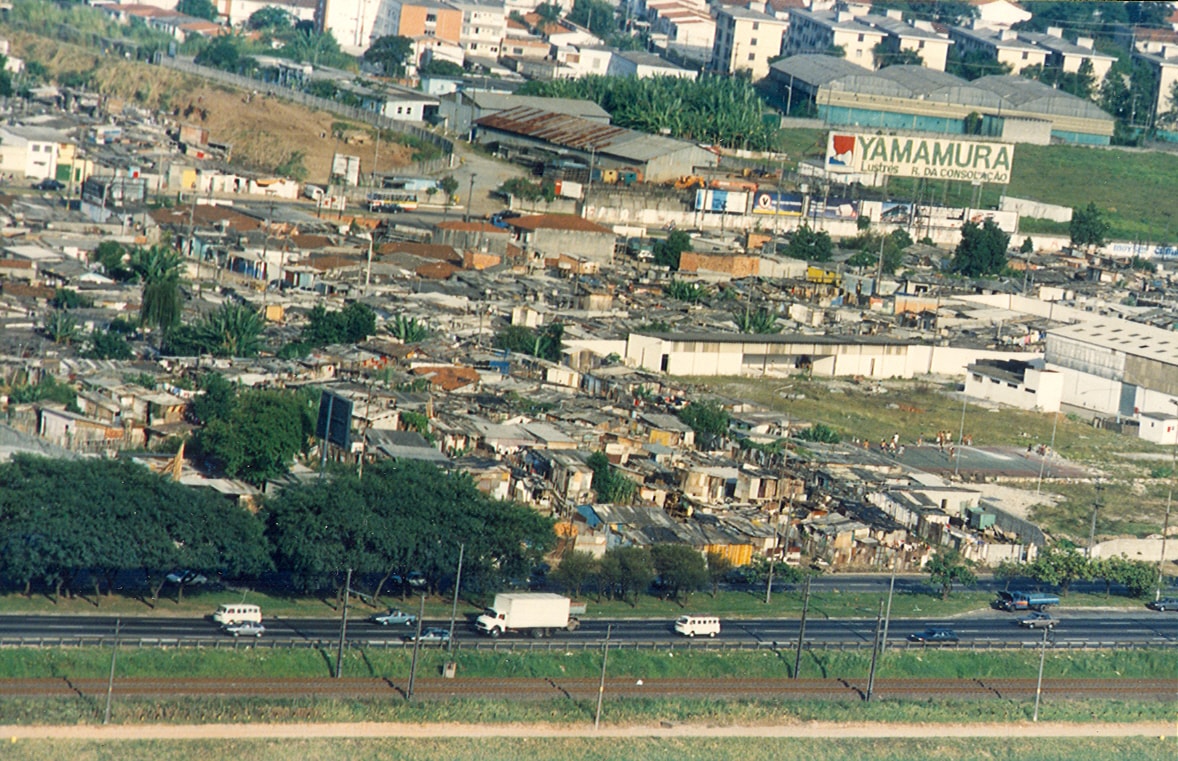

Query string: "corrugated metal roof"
[[475, 106, 699, 163]]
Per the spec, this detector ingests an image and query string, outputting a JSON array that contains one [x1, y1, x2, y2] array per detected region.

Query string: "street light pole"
[[464, 173, 477, 222], [447, 543, 465, 650], [335, 567, 352, 679], [1036, 411, 1059, 495], [1159, 401, 1178, 600], [954, 390, 967, 478], [1032, 624, 1049, 722], [1088, 481, 1103, 560]]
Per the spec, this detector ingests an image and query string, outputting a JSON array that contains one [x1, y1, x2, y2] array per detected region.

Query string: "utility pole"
[[881, 568, 896, 655], [793, 575, 811, 679], [464, 172, 477, 222], [594, 624, 612, 730], [407, 593, 426, 700], [954, 392, 967, 478], [1032, 624, 1049, 722], [103, 617, 120, 725], [1036, 412, 1059, 495], [865, 599, 884, 702], [1159, 400, 1178, 600], [873, 228, 886, 296], [335, 568, 352, 679], [447, 543, 465, 650], [364, 232, 374, 296]]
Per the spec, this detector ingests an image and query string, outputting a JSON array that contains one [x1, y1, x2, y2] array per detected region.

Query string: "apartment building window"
[[750, 38, 757, 46], [748, 52, 756, 61], [918, 41, 925, 48], [857, 33, 864, 42], [1021, 51, 1028, 59], [752, 22, 759, 30]]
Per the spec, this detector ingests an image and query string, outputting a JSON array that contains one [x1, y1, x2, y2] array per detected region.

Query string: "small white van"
[[212, 604, 262, 625], [674, 615, 720, 638]]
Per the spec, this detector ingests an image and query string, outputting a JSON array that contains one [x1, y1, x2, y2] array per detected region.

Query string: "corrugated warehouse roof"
[[970, 75, 1111, 120], [475, 106, 699, 163], [468, 92, 612, 122]]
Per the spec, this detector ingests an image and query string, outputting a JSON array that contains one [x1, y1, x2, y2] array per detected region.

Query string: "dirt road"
[[2, 721, 1173, 740]]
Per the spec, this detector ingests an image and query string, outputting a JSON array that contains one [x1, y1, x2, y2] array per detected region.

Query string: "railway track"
[[1, 677, 1173, 702]]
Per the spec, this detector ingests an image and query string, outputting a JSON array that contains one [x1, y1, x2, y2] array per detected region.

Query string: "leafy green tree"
[[52, 288, 92, 310], [248, 6, 292, 29], [705, 551, 733, 597], [551, 550, 597, 598], [653, 230, 692, 270], [597, 545, 653, 606], [535, 2, 564, 25], [301, 302, 376, 346], [285, 29, 344, 67], [264, 460, 554, 598], [664, 279, 703, 303], [873, 44, 923, 69], [925, 547, 976, 600], [0, 455, 269, 605], [492, 323, 563, 361], [795, 423, 840, 443], [193, 388, 313, 486], [190, 372, 237, 426], [1019, 236, 1034, 254], [518, 75, 775, 150], [364, 35, 415, 76], [1099, 54, 1157, 142], [952, 218, 1009, 277], [587, 451, 636, 504], [784, 225, 832, 262], [420, 59, 464, 77], [993, 559, 1022, 591], [1069, 202, 1110, 251], [194, 36, 253, 74], [734, 305, 780, 334], [43, 310, 81, 346], [946, 48, 1012, 80], [130, 245, 184, 340], [7, 375, 78, 408], [1025, 544, 1091, 596], [846, 250, 876, 270], [439, 175, 460, 202], [178, 0, 218, 21], [194, 302, 265, 357], [0, 58, 12, 99], [390, 315, 430, 343], [84, 329, 133, 360], [92, 240, 134, 282], [568, 0, 616, 38], [650, 544, 707, 604], [678, 401, 729, 438]]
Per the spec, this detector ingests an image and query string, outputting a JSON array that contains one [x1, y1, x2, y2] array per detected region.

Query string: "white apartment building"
[[948, 25, 1048, 75], [214, 0, 318, 27], [449, 0, 507, 57], [782, 8, 886, 70], [647, 0, 714, 63], [711, 6, 788, 80], [317, 0, 385, 55]]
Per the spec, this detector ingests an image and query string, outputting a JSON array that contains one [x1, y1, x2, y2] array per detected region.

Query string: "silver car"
[[370, 608, 417, 626], [1018, 611, 1056, 629], [223, 622, 266, 637]]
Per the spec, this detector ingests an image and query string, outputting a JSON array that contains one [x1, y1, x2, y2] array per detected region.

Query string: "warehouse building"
[[768, 54, 1115, 145], [473, 106, 718, 182]]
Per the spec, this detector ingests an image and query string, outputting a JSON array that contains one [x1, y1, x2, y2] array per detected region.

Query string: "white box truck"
[[475, 593, 581, 638]]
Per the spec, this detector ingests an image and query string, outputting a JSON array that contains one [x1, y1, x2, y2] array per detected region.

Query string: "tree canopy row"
[[0, 455, 553, 606]]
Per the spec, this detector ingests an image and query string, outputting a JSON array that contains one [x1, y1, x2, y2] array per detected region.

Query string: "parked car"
[[1146, 597, 1178, 612], [370, 608, 417, 626], [1018, 611, 1056, 629], [34, 178, 64, 191], [406, 571, 428, 589], [222, 622, 265, 637], [404, 627, 450, 645], [166, 570, 209, 585], [907, 627, 959, 643]]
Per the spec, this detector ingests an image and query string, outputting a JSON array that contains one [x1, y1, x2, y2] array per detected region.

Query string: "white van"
[[212, 604, 262, 625], [674, 615, 720, 638]]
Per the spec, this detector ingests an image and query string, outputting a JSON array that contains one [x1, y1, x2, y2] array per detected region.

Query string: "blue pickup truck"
[[994, 590, 1060, 611]]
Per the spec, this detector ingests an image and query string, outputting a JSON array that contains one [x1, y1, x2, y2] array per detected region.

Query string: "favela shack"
[[826, 133, 1014, 184]]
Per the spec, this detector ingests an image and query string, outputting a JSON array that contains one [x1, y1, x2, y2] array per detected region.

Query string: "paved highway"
[[2, 610, 1174, 648]]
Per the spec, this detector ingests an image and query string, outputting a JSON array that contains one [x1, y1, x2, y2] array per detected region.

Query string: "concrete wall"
[[1092, 537, 1178, 564], [1001, 195, 1073, 223], [966, 364, 1062, 412]]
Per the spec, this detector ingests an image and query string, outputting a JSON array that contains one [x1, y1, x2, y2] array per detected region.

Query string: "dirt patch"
[[9, 32, 417, 181]]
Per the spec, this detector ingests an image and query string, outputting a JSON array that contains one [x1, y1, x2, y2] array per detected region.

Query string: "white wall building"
[[0, 126, 62, 181], [964, 358, 1062, 412], [318, 0, 385, 55], [711, 6, 788, 79], [449, 0, 507, 57]]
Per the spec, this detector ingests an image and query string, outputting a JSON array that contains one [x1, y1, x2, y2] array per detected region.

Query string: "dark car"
[[34, 178, 64, 191], [1147, 597, 1178, 612], [404, 627, 451, 645], [1018, 611, 1056, 629], [908, 627, 959, 643]]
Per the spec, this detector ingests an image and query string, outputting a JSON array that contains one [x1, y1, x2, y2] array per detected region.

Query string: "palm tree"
[[131, 245, 185, 343], [199, 302, 265, 357], [44, 310, 82, 346], [390, 315, 430, 343]]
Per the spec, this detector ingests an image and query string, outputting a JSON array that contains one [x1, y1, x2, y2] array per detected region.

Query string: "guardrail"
[[1, 637, 1174, 652]]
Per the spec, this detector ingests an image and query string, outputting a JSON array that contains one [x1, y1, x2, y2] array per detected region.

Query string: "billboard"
[[826, 132, 1013, 184], [694, 189, 749, 213], [809, 197, 859, 219], [316, 391, 353, 451], [752, 191, 804, 216]]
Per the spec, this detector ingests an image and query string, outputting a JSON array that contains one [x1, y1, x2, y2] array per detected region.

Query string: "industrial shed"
[[769, 54, 1114, 145], [473, 106, 718, 182]]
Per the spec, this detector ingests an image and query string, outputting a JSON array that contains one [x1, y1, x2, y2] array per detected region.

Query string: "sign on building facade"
[[826, 132, 1014, 184]]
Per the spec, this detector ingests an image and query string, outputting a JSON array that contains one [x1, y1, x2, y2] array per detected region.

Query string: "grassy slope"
[[775, 128, 1178, 243], [2, 738, 1173, 761]]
